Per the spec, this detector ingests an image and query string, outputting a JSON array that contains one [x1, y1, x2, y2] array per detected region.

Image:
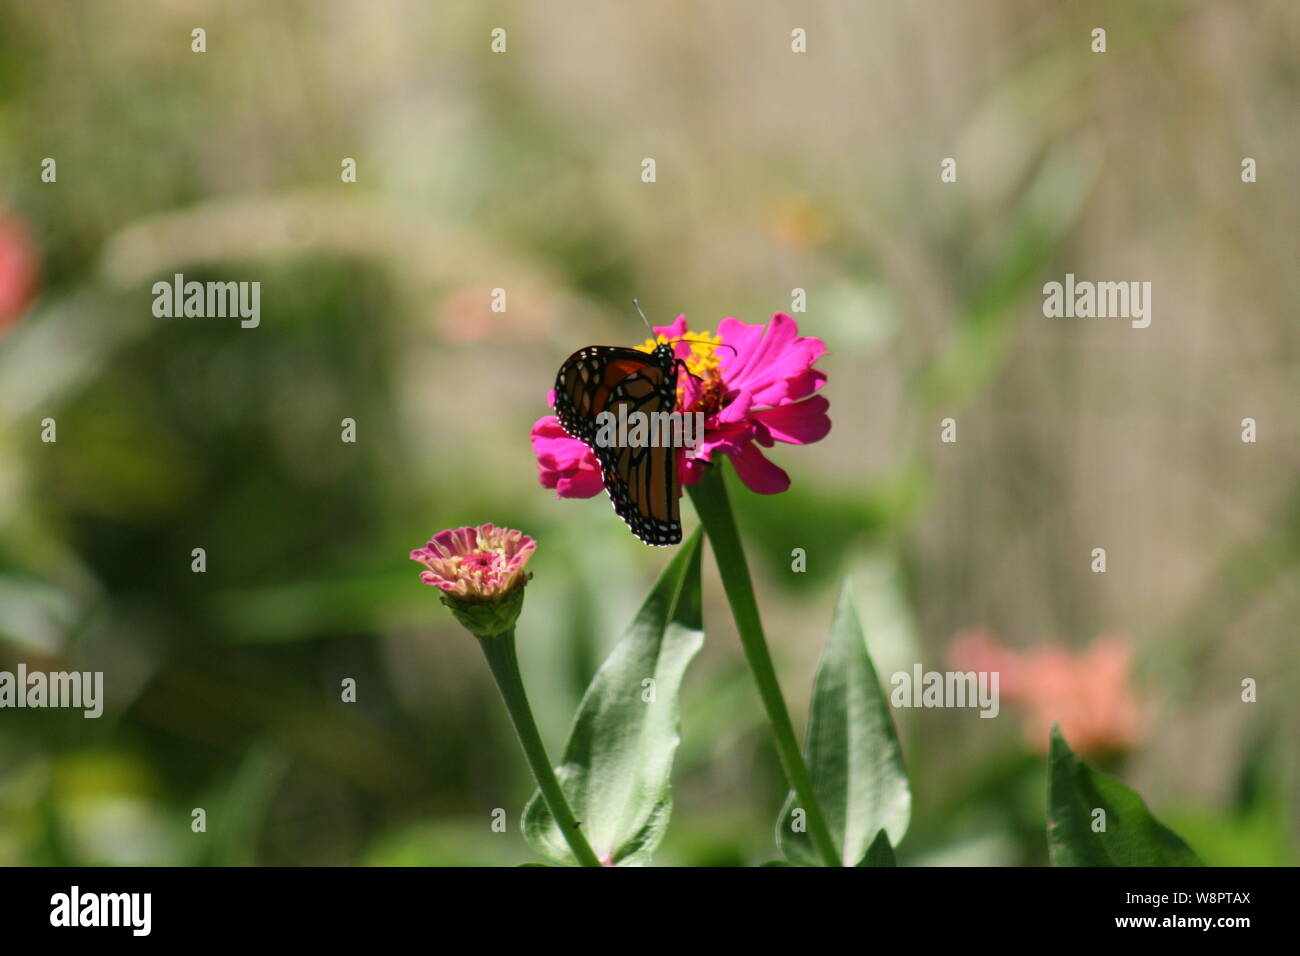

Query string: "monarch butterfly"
[[553, 339, 683, 546]]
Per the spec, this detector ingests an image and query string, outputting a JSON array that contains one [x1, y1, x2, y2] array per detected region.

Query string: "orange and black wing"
[[554, 344, 682, 546]]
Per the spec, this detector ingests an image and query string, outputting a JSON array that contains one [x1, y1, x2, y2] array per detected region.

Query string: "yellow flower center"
[[637, 330, 725, 409]]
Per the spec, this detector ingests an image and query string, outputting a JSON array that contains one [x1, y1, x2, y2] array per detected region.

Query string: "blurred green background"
[[0, 0, 1296, 866]]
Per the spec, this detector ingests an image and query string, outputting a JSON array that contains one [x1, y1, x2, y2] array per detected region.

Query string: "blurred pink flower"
[[0, 212, 39, 333], [949, 630, 1147, 756], [410, 523, 536, 602], [531, 312, 830, 496]]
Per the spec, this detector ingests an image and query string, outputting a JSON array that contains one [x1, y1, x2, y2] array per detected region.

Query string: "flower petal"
[[728, 442, 791, 494], [652, 315, 690, 342], [555, 463, 605, 498], [530, 416, 604, 498], [749, 395, 831, 446], [715, 388, 755, 424], [692, 419, 752, 458], [781, 367, 828, 402], [679, 457, 707, 487], [718, 313, 827, 406]]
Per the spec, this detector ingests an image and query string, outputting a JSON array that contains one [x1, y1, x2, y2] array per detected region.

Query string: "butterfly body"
[[554, 342, 683, 545]]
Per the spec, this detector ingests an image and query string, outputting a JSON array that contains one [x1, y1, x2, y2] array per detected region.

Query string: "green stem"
[[476, 630, 603, 868], [687, 464, 842, 867]]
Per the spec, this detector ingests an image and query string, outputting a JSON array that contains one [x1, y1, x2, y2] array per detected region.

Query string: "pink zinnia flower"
[[410, 523, 536, 602], [531, 312, 830, 496], [0, 212, 39, 334], [949, 630, 1147, 757]]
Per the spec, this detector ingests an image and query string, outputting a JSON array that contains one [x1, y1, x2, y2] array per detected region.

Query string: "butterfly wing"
[[554, 345, 682, 546]]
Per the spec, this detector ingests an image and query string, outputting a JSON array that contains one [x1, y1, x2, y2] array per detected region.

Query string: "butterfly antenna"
[[677, 337, 737, 357], [632, 298, 653, 333]]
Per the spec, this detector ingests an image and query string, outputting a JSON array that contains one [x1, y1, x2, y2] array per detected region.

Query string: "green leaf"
[[857, 829, 897, 867], [779, 581, 911, 866], [523, 531, 704, 866], [1047, 726, 1203, 866]]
